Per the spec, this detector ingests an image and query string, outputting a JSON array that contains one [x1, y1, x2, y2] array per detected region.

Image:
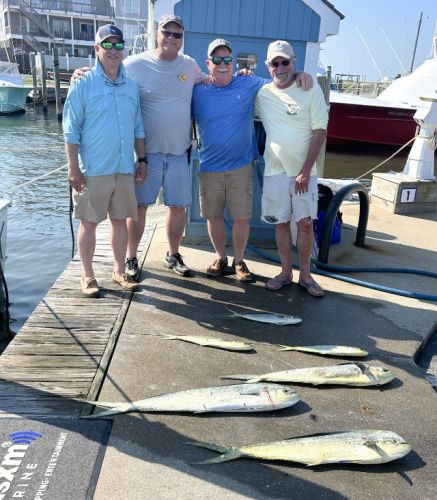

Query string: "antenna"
[[355, 26, 384, 81], [379, 26, 407, 75], [410, 12, 423, 72]]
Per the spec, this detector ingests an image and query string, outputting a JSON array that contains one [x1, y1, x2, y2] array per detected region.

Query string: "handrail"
[[317, 182, 369, 264]]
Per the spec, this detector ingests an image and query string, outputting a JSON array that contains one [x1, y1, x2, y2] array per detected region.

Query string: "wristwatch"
[[137, 156, 148, 164]]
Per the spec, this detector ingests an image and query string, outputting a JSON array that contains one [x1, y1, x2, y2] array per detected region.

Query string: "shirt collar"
[[95, 59, 126, 85]]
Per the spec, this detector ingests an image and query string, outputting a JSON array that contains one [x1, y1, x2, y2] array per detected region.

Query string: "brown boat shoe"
[[207, 257, 228, 277], [80, 276, 100, 298], [232, 260, 253, 282], [112, 271, 138, 291]]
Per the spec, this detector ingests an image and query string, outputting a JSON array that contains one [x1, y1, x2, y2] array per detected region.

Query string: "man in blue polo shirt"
[[192, 39, 269, 281], [63, 24, 146, 297]]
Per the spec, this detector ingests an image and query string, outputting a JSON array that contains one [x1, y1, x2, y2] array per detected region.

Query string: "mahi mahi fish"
[[83, 383, 300, 418], [158, 333, 253, 351], [188, 430, 411, 466], [223, 362, 395, 386], [227, 308, 302, 325], [276, 344, 368, 357]]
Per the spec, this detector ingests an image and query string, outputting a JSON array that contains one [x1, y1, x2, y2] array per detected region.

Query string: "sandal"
[[298, 280, 325, 297], [265, 275, 293, 291]]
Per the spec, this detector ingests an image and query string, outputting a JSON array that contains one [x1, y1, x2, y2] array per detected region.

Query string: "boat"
[[0, 62, 32, 114], [327, 36, 437, 146], [0, 198, 8, 270]]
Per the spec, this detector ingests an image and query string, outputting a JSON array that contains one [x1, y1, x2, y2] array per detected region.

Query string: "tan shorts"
[[73, 173, 138, 223], [199, 164, 253, 220]]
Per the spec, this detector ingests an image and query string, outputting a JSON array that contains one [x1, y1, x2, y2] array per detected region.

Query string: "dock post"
[[316, 66, 331, 178], [37, 52, 48, 113], [29, 52, 37, 107], [52, 46, 62, 120]]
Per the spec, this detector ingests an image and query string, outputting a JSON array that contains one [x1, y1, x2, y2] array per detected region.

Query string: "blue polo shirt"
[[63, 61, 145, 176], [192, 75, 268, 172]]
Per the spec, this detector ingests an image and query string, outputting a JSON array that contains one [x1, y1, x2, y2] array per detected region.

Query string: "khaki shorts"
[[199, 164, 253, 220], [73, 173, 138, 223]]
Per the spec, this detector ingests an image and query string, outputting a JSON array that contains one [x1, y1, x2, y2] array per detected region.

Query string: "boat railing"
[[317, 183, 369, 264]]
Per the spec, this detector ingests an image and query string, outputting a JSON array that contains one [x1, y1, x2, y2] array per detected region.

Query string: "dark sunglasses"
[[100, 41, 125, 51], [269, 59, 291, 68], [161, 30, 184, 39], [209, 55, 233, 65]]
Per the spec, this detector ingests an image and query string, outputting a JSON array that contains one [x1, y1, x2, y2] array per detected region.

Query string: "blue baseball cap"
[[96, 24, 125, 44]]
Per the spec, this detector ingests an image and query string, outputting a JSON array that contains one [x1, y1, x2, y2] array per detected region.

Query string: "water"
[[0, 105, 74, 332], [0, 105, 434, 333]]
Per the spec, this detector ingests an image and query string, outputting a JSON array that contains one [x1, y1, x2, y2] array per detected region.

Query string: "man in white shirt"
[[255, 40, 328, 297]]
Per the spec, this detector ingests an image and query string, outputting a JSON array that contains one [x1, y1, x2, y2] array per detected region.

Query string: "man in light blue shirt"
[[63, 24, 146, 296]]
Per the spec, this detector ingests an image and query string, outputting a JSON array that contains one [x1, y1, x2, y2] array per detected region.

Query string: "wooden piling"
[[52, 46, 62, 120]]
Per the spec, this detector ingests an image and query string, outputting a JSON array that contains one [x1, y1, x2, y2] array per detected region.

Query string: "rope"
[[355, 136, 416, 180], [0, 164, 67, 198]]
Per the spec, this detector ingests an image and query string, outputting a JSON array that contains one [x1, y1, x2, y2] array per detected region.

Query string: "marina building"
[[0, 0, 148, 71]]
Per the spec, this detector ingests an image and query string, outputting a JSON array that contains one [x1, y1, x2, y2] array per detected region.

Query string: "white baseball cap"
[[266, 40, 295, 62]]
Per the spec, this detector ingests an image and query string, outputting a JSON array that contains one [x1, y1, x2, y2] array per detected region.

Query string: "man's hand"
[[135, 162, 147, 183], [68, 165, 86, 192], [295, 72, 313, 91], [295, 171, 310, 194], [70, 67, 92, 84], [236, 68, 253, 76]]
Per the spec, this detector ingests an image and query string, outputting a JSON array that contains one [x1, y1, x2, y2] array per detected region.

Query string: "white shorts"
[[261, 173, 318, 224]]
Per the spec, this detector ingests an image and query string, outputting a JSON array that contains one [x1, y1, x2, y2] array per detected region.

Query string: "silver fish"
[[83, 383, 300, 418], [158, 333, 253, 352], [276, 344, 368, 357], [223, 362, 395, 386], [189, 430, 411, 466], [227, 308, 302, 326]]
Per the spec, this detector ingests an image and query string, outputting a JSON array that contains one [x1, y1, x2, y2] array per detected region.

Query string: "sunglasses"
[[209, 55, 233, 65], [161, 30, 184, 40], [269, 59, 292, 68], [100, 41, 125, 51]]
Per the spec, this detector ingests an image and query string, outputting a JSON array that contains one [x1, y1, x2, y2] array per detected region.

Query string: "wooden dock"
[[0, 209, 163, 418]]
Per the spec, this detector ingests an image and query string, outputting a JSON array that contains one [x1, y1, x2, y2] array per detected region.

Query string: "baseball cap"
[[95, 24, 124, 44], [266, 40, 295, 62], [207, 38, 232, 56], [158, 14, 184, 30]]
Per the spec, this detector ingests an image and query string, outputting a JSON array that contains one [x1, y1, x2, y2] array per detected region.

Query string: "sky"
[[320, 0, 437, 81]]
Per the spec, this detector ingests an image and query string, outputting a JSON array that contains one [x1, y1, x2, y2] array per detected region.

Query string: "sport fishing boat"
[[327, 36, 437, 146], [0, 62, 32, 114]]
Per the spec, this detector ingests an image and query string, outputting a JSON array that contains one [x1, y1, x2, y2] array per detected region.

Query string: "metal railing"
[[6, 0, 114, 17]]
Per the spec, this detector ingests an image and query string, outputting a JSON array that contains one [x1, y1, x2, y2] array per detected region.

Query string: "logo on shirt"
[[286, 103, 299, 115], [177, 73, 188, 81]]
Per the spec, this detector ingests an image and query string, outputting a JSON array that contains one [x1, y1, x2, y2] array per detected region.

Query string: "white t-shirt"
[[124, 51, 203, 155], [255, 82, 328, 177]]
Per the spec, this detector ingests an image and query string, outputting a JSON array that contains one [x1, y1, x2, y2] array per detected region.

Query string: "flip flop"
[[298, 280, 325, 297], [265, 275, 293, 291]]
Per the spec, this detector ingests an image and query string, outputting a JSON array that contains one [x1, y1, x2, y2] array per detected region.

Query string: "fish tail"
[[187, 441, 243, 464], [277, 345, 294, 351], [81, 406, 129, 418], [225, 308, 240, 317], [85, 400, 118, 408], [220, 374, 255, 381]]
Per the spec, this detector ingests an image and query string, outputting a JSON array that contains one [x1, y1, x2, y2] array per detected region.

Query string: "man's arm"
[[70, 67, 91, 83], [65, 143, 86, 192], [134, 138, 147, 184], [295, 129, 326, 194]]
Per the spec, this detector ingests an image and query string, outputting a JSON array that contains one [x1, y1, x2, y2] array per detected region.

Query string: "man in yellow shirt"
[[255, 40, 328, 297]]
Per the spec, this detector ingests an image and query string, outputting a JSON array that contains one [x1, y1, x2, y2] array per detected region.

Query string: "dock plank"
[[0, 218, 157, 417]]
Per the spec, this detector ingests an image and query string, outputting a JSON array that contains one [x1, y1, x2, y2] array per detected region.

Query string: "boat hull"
[[0, 86, 31, 114], [327, 100, 417, 146]]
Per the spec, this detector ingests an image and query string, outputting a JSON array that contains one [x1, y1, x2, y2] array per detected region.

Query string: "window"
[[125, 0, 140, 14]]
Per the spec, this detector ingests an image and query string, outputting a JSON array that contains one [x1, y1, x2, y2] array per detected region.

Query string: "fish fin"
[[306, 461, 325, 467], [81, 407, 125, 418], [187, 441, 242, 464], [354, 362, 378, 384], [364, 440, 391, 460], [159, 334, 178, 340], [193, 409, 209, 414]]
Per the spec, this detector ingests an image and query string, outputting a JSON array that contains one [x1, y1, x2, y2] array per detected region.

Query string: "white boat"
[[327, 36, 437, 146], [0, 62, 32, 114]]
